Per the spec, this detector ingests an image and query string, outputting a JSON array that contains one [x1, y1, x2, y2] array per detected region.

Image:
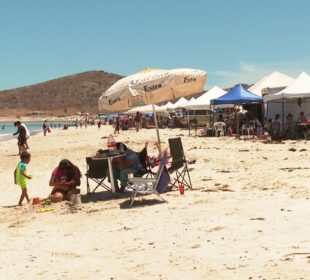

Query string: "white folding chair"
[[126, 153, 170, 207]]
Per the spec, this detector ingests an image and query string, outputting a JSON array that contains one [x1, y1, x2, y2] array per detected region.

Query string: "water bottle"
[[107, 135, 116, 154]]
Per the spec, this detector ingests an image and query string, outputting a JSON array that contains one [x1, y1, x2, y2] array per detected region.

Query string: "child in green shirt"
[[14, 151, 32, 206]]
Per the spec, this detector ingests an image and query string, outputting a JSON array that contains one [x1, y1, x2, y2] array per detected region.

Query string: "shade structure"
[[264, 72, 310, 122], [249, 71, 295, 96], [159, 101, 174, 110], [211, 84, 263, 105], [185, 86, 229, 109], [264, 72, 310, 101], [211, 85, 263, 135], [98, 68, 207, 113], [98, 68, 207, 153], [173, 97, 189, 109], [126, 104, 166, 114]]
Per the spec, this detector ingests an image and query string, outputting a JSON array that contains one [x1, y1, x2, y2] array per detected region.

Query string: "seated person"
[[112, 143, 145, 192], [284, 113, 296, 139], [270, 114, 281, 140], [297, 111, 307, 138], [49, 159, 82, 202], [297, 111, 307, 124], [226, 125, 233, 137]]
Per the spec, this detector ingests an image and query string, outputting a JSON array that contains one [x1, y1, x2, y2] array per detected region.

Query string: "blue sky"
[[1, 0, 310, 90]]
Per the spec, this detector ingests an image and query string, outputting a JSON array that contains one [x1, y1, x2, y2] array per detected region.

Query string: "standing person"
[[13, 121, 27, 155], [13, 121, 30, 150], [43, 120, 48, 136], [85, 118, 88, 129], [134, 111, 142, 132], [114, 117, 120, 134], [97, 120, 101, 130], [14, 151, 32, 206]]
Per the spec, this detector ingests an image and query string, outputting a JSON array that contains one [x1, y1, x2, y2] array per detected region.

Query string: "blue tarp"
[[210, 84, 263, 105]]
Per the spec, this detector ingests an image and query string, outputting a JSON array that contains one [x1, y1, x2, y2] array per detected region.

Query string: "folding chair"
[[126, 153, 170, 207], [168, 137, 193, 189], [85, 157, 110, 194]]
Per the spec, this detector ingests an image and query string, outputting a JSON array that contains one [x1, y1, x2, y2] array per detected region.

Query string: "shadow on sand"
[[119, 197, 166, 209], [81, 191, 131, 204], [81, 191, 166, 209]]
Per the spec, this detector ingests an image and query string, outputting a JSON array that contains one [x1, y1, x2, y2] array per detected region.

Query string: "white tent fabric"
[[249, 71, 294, 97], [264, 72, 310, 121], [126, 104, 166, 114], [160, 101, 174, 110], [184, 97, 196, 108], [184, 86, 228, 109], [173, 97, 189, 109], [98, 68, 206, 112], [264, 72, 310, 101]]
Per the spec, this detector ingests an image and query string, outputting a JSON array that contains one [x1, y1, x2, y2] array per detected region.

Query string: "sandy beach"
[[0, 125, 309, 279]]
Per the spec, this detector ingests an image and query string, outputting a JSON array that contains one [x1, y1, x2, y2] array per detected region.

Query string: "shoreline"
[[0, 129, 43, 142], [0, 114, 95, 122]]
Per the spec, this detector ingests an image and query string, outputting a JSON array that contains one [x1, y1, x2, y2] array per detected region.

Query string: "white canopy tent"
[[264, 72, 310, 121], [184, 86, 230, 109], [172, 97, 189, 109], [160, 101, 175, 111], [126, 104, 167, 114], [248, 71, 294, 97]]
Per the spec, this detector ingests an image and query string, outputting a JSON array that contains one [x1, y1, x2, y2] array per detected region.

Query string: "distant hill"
[[0, 71, 123, 117]]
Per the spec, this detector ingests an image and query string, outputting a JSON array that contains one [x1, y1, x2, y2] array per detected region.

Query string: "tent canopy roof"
[[264, 72, 310, 101], [126, 104, 165, 114], [187, 86, 227, 109], [211, 84, 263, 105], [172, 97, 188, 108], [249, 71, 295, 96]]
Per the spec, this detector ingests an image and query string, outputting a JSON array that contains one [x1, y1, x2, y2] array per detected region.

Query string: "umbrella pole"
[[188, 111, 190, 136], [152, 103, 162, 155]]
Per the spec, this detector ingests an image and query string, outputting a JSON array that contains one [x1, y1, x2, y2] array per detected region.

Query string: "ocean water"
[[0, 121, 69, 141]]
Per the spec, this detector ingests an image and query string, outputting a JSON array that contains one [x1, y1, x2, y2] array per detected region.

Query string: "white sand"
[[0, 125, 309, 279]]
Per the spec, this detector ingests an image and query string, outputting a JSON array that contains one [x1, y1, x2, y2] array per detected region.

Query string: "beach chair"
[[168, 137, 193, 190], [126, 153, 170, 207], [85, 157, 110, 194]]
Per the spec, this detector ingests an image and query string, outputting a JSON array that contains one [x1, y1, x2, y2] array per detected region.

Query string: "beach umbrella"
[[98, 68, 207, 152]]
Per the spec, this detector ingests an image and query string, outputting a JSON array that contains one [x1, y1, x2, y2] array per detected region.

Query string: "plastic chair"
[[85, 157, 110, 194], [214, 122, 225, 137], [126, 153, 170, 207]]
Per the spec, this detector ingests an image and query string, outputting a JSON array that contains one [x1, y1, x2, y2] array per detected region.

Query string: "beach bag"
[[47, 127, 51, 133]]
